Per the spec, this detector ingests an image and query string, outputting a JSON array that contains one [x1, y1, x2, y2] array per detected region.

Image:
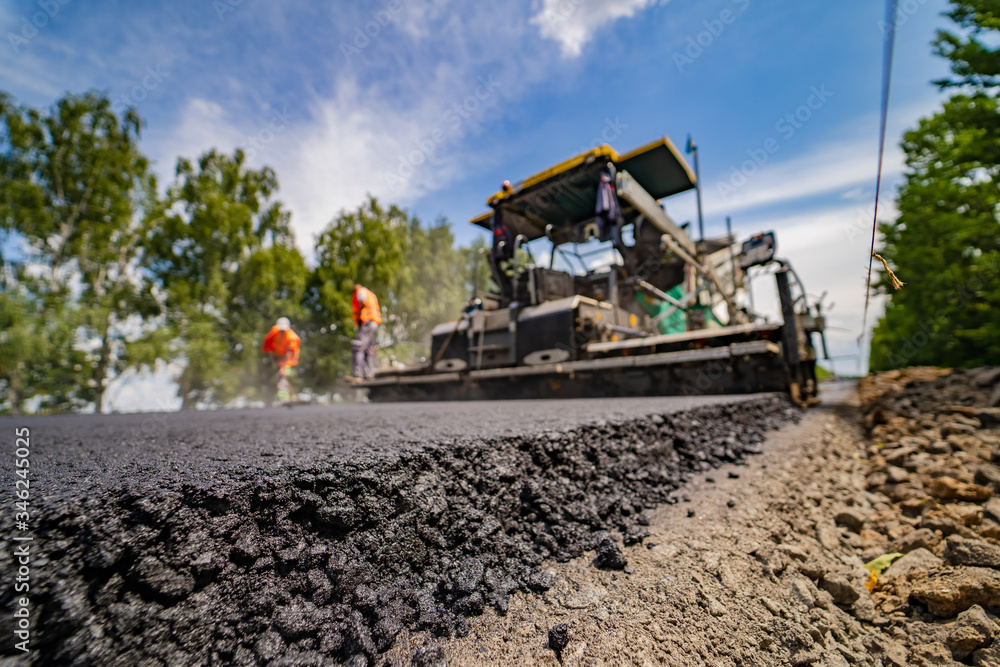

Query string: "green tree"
[[303, 196, 407, 387], [933, 0, 1000, 88], [0, 91, 158, 411], [870, 1, 1000, 370], [145, 149, 307, 408], [303, 197, 481, 388], [389, 216, 475, 363], [0, 268, 93, 414]]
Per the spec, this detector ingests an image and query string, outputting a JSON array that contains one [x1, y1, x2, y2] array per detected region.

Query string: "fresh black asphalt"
[[0, 393, 799, 666]]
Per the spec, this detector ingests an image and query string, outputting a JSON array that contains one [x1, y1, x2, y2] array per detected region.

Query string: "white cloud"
[[162, 70, 506, 256], [839, 186, 869, 201], [279, 75, 504, 249], [653, 96, 947, 375], [393, 0, 461, 40], [158, 4, 532, 261], [734, 202, 900, 375], [531, 0, 659, 57], [676, 96, 943, 224], [705, 140, 905, 218], [0, 56, 65, 103], [165, 99, 241, 162], [147, 2, 668, 259]]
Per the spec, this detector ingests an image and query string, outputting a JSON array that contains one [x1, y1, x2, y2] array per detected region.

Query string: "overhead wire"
[[860, 0, 901, 346]]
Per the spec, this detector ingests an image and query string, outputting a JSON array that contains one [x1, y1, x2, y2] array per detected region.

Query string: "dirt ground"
[[385, 384, 913, 666]]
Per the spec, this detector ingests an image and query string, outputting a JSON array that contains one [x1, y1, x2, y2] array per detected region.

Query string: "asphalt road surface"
[[2, 394, 767, 501], [0, 393, 799, 666]]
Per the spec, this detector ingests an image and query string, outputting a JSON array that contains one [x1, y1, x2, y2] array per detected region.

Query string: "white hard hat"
[[276, 317, 291, 331]]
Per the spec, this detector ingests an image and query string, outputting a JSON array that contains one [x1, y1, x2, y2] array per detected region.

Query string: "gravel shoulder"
[[391, 371, 1000, 667], [389, 385, 878, 666]]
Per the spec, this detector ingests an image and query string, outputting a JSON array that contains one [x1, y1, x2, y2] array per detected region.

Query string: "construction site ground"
[[390, 372, 1000, 666], [5, 370, 1000, 666], [391, 383, 871, 666]]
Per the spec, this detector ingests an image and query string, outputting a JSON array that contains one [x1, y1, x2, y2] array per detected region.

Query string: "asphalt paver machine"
[[360, 137, 826, 404]]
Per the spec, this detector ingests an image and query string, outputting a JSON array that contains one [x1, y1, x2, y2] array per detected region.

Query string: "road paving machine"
[[359, 136, 826, 404]]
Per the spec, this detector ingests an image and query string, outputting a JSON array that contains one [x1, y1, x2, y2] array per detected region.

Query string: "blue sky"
[[2, 0, 956, 408]]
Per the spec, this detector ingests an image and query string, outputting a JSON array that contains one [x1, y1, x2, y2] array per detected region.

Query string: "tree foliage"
[[145, 149, 308, 408], [0, 278, 92, 413], [0, 91, 158, 411], [302, 197, 478, 389], [870, 0, 1000, 370], [391, 215, 476, 362], [934, 0, 1000, 88], [0, 91, 483, 412]]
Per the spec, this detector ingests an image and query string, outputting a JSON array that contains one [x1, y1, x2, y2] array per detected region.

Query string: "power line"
[[860, 0, 900, 348]]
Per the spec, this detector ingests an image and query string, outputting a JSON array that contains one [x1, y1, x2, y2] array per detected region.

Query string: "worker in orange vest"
[[262, 317, 300, 404], [351, 284, 382, 379]]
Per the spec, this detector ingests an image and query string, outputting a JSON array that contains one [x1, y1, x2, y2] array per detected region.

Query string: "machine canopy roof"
[[471, 137, 696, 243]]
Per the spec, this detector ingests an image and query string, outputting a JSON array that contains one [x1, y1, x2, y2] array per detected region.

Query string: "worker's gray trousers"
[[352, 321, 379, 379]]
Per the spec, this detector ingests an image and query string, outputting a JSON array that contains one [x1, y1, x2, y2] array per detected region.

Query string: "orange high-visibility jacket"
[[262, 327, 300, 367], [352, 287, 382, 326]]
